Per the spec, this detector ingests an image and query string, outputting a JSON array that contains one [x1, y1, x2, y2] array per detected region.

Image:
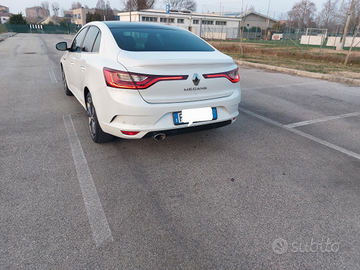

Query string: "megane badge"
[[192, 73, 200, 86]]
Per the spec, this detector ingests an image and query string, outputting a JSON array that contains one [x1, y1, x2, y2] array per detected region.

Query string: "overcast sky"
[[2, 0, 332, 20]]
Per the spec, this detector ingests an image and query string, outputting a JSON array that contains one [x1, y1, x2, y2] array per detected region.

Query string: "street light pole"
[[53, 7, 59, 17]]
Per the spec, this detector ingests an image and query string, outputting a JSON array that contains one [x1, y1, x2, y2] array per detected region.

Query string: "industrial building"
[[117, 9, 242, 40]]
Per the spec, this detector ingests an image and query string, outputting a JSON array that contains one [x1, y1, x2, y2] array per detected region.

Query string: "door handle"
[[70, 62, 75, 66], [81, 66, 86, 71]]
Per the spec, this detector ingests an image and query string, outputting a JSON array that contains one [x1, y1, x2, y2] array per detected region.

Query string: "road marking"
[[285, 112, 360, 128], [41, 44, 49, 60], [239, 107, 360, 161], [63, 115, 113, 247], [13, 45, 20, 57], [48, 68, 58, 84]]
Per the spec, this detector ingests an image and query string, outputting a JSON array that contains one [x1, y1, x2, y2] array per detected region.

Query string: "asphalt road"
[[1, 34, 360, 269]]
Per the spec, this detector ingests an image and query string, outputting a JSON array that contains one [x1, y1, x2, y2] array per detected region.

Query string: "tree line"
[[284, 0, 359, 33], [7, 0, 360, 35], [66, 0, 360, 34]]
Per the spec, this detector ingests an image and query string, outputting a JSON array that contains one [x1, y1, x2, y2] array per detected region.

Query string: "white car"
[[56, 21, 241, 142]]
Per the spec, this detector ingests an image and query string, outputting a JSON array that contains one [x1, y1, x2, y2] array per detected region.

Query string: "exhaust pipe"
[[153, 133, 166, 141]]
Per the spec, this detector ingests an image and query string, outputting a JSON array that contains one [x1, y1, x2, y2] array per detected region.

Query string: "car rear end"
[[96, 22, 241, 139]]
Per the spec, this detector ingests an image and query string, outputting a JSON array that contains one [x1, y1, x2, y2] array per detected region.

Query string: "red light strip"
[[203, 68, 240, 83], [104, 68, 188, 90]]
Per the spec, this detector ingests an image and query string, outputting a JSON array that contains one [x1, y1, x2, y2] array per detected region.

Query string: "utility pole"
[[129, 0, 132, 22], [266, 0, 271, 30], [338, 0, 355, 50], [344, 24, 360, 65]]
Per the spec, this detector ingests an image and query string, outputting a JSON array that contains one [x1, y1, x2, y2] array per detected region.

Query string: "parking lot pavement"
[[1, 34, 360, 269], [0, 32, 17, 42]]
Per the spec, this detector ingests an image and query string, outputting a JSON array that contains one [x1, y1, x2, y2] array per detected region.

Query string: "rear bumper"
[[93, 86, 241, 139], [143, 120, 232, 138]]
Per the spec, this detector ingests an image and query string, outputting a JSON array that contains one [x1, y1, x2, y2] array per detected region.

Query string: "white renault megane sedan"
[[56, 21, 241, 143]]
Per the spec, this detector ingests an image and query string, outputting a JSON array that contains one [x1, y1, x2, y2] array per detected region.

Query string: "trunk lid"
[[117, 51, 238, 104]]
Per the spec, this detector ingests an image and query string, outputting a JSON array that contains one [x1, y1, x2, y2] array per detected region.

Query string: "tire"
[[86, 92, 114, 143], [61, 66, 73, 96]]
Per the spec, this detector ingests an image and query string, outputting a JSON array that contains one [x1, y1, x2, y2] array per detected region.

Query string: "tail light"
[[104, 68, 188, 90], [203, 68, 240, 83]]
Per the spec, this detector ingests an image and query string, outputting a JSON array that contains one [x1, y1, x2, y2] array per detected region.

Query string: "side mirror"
[[56, 42, 68, 51]]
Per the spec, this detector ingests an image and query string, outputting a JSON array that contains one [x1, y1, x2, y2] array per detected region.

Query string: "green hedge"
[[0, 24, 7, 33]]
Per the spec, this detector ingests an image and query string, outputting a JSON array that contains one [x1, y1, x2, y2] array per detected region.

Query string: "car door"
[[64, 27, 89, 100], [75, 26, 101, 105]]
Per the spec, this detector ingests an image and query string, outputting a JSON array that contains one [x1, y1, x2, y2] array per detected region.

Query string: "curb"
[[0, 32, 17, 42], [235, 60, 360, 87]]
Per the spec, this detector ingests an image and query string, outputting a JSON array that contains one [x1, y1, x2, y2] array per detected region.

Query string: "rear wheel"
[[61, 66, 73, 96], [86, 92, 114, 143]]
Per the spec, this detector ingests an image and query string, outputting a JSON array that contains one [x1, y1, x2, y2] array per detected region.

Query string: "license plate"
[[173, 107, 217, 126]]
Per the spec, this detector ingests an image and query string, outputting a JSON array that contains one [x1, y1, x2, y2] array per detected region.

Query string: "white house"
[[117, 9, 242, 40], [0, 13, 11, 24]]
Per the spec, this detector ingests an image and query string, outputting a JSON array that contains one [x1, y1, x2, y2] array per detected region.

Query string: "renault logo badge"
[[192, 73, 200, 86]]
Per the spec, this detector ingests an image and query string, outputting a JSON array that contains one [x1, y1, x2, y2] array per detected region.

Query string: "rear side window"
[[82, 26, 101, 52], [110, 27, 214, 52], [71, 27, 88, 52]]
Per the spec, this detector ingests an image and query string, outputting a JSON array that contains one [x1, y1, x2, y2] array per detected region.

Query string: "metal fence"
[[201, 24, 305, 42], [4, 23, 80, 34]]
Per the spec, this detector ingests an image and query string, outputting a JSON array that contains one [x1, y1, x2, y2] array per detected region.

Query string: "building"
[[72, 8, 120, 28], [224, 11, 278, 30], [39, 16, 60, 26], [117, 9, 242, 40], [25, 6, 50, 20], [0, 5, 9, 13], [0, 12, 11, 24], [63, 10, 73, 18], [72, 8, 95, 28]]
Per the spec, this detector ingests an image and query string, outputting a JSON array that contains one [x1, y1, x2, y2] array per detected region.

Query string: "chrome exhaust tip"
[[153, 133, 166, 141]]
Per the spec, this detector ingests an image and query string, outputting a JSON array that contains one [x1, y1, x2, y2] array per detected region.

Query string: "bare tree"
[[95, 0, 115, 20], [338, 0, 360, 33], [52, 2, 60, 16], [277, 12, 287, 21], [247, 5, 255, 12], [71, 2, 82, 9], [163, 0, 197, 12], [287, 0, 317, 29], [41, 1, 50, 10], [317, 0, 340, 31], [122, 0, 156, 11]]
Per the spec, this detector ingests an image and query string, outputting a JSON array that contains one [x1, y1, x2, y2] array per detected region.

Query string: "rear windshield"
[[109, 27, 215, 52]]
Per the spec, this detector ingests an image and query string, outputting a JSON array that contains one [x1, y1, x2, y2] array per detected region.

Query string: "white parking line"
[[41, 44, 49, 60], [63, 115, 114, 247], [239, 107, 360, 161], [48, 68, 58, 84], [285, 112, 360, 128]]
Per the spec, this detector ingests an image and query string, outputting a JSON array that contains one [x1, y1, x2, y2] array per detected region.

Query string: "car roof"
[[102, 21, 186, 31]]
